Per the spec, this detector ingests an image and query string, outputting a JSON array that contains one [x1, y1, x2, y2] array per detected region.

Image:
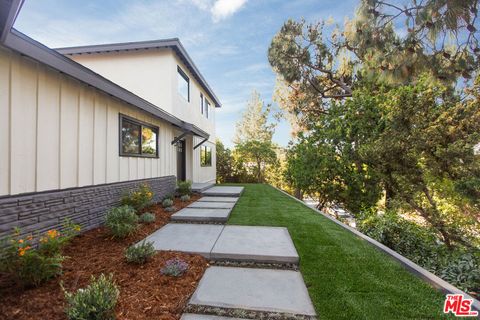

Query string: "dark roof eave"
[[55, 39, 222, 108], [0, 0, 23, 42], [2, 29, 209, 140]]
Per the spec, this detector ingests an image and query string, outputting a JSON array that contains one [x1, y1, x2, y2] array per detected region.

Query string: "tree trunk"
[[385, 183, 396, 210], [294, 188, 303, 200], [256, 160, 262, 183]]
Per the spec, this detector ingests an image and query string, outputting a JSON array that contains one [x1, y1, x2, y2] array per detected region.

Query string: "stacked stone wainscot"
[[0, 176, 176, 241]]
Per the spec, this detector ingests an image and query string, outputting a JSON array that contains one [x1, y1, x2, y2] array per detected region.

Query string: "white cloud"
[[211, 0, 248, 22]]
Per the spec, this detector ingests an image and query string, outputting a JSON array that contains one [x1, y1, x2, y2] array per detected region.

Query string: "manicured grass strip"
[[226, 184, 452, 320]]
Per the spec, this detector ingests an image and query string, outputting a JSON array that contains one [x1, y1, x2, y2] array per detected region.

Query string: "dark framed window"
[[119, 114, 159, 158], [177, 66, 189, 102], [205, 99, 210, 119], [200, 145, 212, 167], [200, 93, 204, 114]]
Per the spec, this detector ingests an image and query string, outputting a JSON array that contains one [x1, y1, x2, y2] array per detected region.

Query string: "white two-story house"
[[0, 0, 220, 237], [56, 39, 220, 184]]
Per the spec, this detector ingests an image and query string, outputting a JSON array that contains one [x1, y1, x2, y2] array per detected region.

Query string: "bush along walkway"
[[142, 185, 318, 320]]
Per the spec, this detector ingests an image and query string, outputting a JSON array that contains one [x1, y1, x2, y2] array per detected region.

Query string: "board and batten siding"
[[0, 47, 177, 197], [192, 137, 216, 184]]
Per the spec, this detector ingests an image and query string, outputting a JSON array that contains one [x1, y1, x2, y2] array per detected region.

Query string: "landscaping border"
[[272, 185, 480, 311]]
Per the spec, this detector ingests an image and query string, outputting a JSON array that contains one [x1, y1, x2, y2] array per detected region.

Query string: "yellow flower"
[[18, 246, 30, 256], [46, 229, 59, 238], [74, 225, 81, 232]]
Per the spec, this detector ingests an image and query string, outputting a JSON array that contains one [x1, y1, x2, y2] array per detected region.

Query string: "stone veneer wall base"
[[0, 176, 176, 240]]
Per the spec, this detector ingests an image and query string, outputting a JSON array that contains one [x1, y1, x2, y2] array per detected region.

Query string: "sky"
[[14, 0, 358, 148]]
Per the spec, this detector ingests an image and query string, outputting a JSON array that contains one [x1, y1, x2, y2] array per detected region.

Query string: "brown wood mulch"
[[0, 195, 208, 320]]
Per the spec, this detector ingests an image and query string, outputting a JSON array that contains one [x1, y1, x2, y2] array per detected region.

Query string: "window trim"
[[177, 66, 190, 102], [200, 93, 204, 114], [200, 145, 212, 167], [119, 114, 159, 158]]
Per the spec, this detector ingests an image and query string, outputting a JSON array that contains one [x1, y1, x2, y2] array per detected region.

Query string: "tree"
[[268, 0, 479, 122], [216, 139, 234, 183], [234, 140, 277, 183], [233, 90, 276, 144], [232, 90, 278, 183]]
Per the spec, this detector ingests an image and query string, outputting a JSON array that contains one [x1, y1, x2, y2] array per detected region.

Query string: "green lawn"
[[226, 184, 451, 320]]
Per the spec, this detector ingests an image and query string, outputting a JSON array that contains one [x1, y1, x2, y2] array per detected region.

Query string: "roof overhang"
[[0, 0, 209, 141], [56, 39, 222, 109], [0, 0, 23, 42]]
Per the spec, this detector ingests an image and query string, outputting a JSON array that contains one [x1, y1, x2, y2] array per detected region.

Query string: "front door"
[[176, 140, 186, 181]]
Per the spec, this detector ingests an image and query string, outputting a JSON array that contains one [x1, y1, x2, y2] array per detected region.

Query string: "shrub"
[[105, 205, 139, 239], [162, 198, 174, 208], [180, 195, 190, 202], [125, 240, 156, 264], [438, 252, 480, 294], [358, 211, 480, 294], [139, 212, 155, 224], [177, 180, 192, 196], [162, 194, 174, 201], [165, 206, 177, 212], [63, 273, 119, 320], [121, 184, 153, 211], [0, 222, 80, 287], [40, 219, 82, 257], [160, 258, 188, 277]]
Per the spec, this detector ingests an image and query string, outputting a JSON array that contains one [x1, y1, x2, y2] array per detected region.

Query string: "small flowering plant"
[[0, 220, 81, 287], [121, 184, 154, 210], [160, 258, 189, 277]]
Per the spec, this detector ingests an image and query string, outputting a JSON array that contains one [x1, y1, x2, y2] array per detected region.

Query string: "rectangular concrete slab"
[[198, 197, 239, 203], [189, 267, 316, 316], [202, 186, 244, 197], [171, 208, 232, 223], [181, 314, 247, 320], [142, 223, 224, 258], [188, 201, 235, 209], [192, 182, 215, 192], [211, 226, 299, 264]]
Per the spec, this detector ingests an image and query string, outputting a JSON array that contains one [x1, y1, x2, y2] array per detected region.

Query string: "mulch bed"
[[0, 194, 208, 320]]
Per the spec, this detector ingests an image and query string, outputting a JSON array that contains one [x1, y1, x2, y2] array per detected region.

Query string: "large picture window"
[[120, 115, 158, 158], [177, 66, 190, 102], [200, 145, 212, 167]]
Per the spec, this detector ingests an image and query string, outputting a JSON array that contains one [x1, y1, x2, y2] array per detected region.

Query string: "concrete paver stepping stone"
[[188, 201, 235, 209], [181, 314, 247, 320], [143, 223, 224, 258], [189, 267, 316, 316], [202, 186, 244, 197], [171, 208, 232, 223], [198, 197, 239, 203], [211, 226, 299, 264]]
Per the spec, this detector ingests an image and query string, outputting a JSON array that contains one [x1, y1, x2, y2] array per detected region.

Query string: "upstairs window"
[[205, 99, 210, 119], [177, 66, 189, 102], [200, 145, 212, 167], [120, 115, 158, 158], [200, 93, 204, 114]]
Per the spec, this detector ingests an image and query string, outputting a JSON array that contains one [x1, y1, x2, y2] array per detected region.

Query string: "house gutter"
[[272, 185, 480, 312]]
